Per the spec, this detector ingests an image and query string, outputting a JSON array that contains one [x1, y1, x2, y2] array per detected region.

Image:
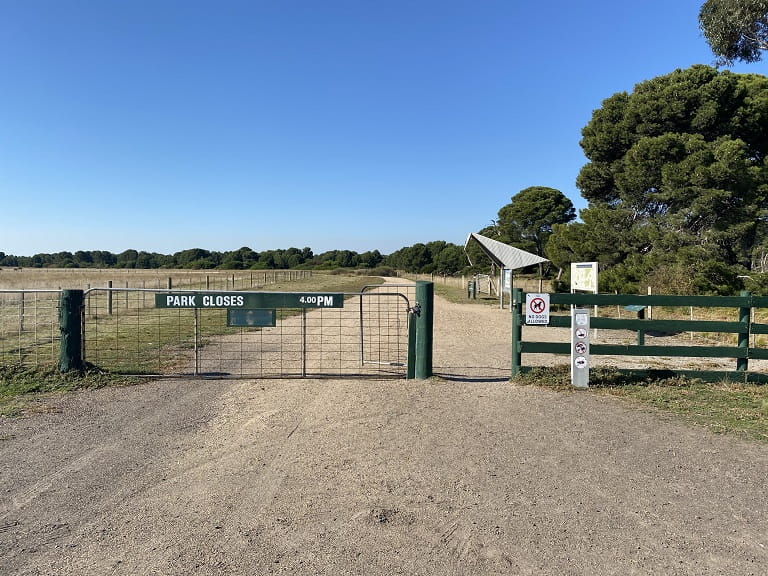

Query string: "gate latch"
[[410, 302, 421, 317]]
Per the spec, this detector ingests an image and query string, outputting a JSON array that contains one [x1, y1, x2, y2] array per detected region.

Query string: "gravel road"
[[1, 292, 767, 575]]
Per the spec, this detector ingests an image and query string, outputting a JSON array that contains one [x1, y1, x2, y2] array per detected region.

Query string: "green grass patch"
[[0, 364, 140, 416], [433, 282, 501, 306], [514, 365, 768, 442]]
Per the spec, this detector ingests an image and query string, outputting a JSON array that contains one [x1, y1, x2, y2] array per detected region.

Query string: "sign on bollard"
[[571, 307, 590, 388]]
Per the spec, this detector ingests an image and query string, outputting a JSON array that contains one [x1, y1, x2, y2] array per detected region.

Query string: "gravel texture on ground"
[[1, 290, 767, 575]]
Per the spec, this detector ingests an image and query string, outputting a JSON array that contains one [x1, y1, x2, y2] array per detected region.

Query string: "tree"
[[699, 0, 768, 65], [494, 186, 575, 276], [551, 65, 768, 294], [385, 242, 466, 274]]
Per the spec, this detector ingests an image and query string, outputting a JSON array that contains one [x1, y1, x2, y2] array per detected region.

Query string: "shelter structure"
[[464, 233, 549, 308]]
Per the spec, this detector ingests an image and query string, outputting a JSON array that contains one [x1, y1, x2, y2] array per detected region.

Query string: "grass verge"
[[433, 282, 501, 306], [514, 365, 768, 442], [0, 364, 141, 417]]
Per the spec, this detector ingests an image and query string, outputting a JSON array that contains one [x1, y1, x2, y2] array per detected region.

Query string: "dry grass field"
[[0, 267, 309, 291]]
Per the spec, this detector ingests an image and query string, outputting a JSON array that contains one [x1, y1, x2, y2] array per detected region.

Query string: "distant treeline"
[[0, 241, 476, 275]]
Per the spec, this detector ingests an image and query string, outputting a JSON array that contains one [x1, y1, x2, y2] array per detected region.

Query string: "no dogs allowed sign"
[[525, 293, 550, 325]]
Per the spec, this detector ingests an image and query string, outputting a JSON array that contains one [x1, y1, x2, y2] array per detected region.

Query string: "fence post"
[[414, 281, 433, 379], [511, 288, 523, 377], [59, 289, 84, 373], [738, 290, 750, 372]]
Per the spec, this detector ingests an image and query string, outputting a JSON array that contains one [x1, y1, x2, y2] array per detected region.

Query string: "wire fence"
[[0, 290, 61, 367], [399, 272, 551, 294], [0, 268, 312, 291], [0, 275, 413, 378]]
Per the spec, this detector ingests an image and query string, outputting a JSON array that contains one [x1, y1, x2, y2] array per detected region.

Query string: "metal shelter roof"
[[464, 232, 549, 270]]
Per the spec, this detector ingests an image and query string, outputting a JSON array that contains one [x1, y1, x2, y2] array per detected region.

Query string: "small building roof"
[[464, 232, 549, 270]]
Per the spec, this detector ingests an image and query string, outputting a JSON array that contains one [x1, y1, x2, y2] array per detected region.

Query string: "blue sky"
[[0, 0, 760, 257]]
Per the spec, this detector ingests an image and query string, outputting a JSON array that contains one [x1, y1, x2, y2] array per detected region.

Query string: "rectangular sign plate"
[[227, 309, 276, 327], [525, 293, 550, 325], [155, 292, 344, 309], [571, 307, 590, 389]]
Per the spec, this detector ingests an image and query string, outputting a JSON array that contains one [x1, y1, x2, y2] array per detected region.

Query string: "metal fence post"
[[60, 289, 85, 373], [738, 290, 750, 372], [414, 281, 433, 379], [511, 288, 523, 377]]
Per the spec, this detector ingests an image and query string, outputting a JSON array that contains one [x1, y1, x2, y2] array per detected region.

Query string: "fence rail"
[[511, 289, 768, 382]]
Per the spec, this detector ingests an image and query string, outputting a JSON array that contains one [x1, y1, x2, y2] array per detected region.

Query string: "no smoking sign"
[[525, 293, 550, 325]]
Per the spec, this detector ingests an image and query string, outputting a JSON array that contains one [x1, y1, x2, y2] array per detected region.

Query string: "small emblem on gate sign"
[[574, 356, 588, 369], [574, 341, 587, 354], [575, 313, 589, 326], [575, 328, 588, 340]]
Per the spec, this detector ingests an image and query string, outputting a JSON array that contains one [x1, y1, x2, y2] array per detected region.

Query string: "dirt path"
[[1, 293, 767, 575]]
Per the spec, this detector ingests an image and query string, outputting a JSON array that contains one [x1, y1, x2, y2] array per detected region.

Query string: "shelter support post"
[[511, 288, 523, 377]]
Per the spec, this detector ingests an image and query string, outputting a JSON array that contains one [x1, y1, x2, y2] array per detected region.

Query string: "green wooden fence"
[[511, 288, 768, 383]]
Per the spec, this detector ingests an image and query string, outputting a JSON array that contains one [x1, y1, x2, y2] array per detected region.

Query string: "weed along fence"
[[6, 282, 435, 380], [511, 288, 768, 383]]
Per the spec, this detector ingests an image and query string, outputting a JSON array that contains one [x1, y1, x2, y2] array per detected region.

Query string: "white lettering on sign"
[[298, 295, 335, 306], [167, 295, 197, 307], [201, 295, 245, 307]]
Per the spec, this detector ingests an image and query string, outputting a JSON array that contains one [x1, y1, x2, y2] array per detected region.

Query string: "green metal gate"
[[80, 287, 414, 378]]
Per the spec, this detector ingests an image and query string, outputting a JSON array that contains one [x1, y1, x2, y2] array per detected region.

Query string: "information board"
[[571, 262, 598, 293]]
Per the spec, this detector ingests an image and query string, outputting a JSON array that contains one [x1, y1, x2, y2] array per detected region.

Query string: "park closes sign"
[[155, 292, 344, 309]]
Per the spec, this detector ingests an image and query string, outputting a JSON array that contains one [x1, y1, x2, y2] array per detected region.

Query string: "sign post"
[[571, 307, 590, 388]]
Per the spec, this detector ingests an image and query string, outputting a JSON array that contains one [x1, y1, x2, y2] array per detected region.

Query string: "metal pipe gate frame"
[[56, 282, 435, 379]]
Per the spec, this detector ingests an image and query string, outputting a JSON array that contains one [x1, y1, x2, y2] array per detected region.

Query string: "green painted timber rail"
[[511, 288, 768, 383]]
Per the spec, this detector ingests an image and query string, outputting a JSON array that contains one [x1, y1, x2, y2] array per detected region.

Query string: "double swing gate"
[[77, 284, 418, 378]]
